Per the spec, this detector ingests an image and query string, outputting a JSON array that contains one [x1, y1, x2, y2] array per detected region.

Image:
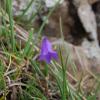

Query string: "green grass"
[[6, 0, 16, 52], [0, 0, 100, 100]]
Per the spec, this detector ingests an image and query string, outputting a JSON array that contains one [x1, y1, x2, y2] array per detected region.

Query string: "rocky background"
[[0, 0, 100, 99], [13, 0, 100, 44]]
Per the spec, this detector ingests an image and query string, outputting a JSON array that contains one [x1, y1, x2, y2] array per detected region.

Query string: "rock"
[[93, 1, 100, 44], [13, 0, 42, 20], [45, 0, 64, 8], [88, 0, 99, 4], [13, 0, 100, 46], [44, 1, 72, 39]]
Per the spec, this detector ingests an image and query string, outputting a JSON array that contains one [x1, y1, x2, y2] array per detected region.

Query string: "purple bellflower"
[[39, 37, 58, 63]]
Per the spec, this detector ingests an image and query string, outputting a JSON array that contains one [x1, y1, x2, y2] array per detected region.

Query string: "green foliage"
[[0, 0, 100, 100], [6, 0, 16, 52], [0, 61, 5, 91], [23, 30, 33, 58]]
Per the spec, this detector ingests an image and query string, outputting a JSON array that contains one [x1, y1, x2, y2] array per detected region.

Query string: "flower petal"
[[39, 54, 45, 61], [43, 37, 52, 50], [45, 54, 51, 63], [39, 54, 51, 63], [40, 37, 48, 55], [50, 51, 58, 60], [40, 37, 52, 55], [39, 36, 58, 63]]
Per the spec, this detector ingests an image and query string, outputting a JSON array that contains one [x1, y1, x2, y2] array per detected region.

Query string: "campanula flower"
[[39, 37, 58, 63]]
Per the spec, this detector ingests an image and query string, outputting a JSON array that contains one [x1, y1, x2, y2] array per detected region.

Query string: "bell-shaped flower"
[[39, 37, 58, 63]]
